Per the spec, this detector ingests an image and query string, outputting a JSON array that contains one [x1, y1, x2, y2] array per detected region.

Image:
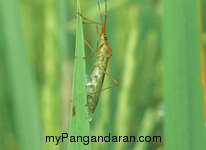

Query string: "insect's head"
[[99, 32, 107, 42]]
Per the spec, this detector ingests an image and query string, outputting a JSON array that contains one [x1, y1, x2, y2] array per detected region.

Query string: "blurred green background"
[[0, 0, 206, 150]]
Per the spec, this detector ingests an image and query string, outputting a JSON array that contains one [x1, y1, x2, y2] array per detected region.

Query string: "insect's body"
[[87, 32, 112, 113], [79, 0, 118, 117]]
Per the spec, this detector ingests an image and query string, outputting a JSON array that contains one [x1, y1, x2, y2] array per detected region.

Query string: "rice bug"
[[78, 0, 119, 116]]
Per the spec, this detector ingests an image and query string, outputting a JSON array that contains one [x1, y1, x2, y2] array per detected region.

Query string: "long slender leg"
[[87, 64, 119, 97], [84, 40, 95, 52], [83, 43, 104, 59], [83, 53, 96, 59], [82, 22, 101, 26], [83, 40, 97, 59], [77, 12, 100, 42], [97, 0, 103, 25], [77, 12, 101, 25], [82, 23, 100, 59]]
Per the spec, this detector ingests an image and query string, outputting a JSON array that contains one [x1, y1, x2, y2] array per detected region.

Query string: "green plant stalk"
[[0, 0, 41, 150], [163, 0, 206, 149], [68, 1, 91, 150]]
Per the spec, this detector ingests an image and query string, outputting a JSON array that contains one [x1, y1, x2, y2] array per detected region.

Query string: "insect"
[[78, 0, 119, 116]]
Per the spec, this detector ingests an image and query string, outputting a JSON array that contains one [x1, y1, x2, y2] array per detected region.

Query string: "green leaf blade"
[[68, 1, 91, 150]]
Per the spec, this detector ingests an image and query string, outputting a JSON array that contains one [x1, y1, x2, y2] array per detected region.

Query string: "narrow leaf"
[[68, 1, 91, 149]]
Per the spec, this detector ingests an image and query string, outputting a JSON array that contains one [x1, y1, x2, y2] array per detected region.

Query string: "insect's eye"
[[104, 34, 107, 39]]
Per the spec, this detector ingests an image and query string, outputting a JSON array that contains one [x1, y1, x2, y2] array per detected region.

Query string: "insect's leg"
[[84, 40, 95, 52], [83, 40, 97, 59], [82, 22, 100, 59], [97, 0, 103, 25], [87, 65, 119, 97], [82, 22, 101, 26], [77, 12, 102, 25], [98, 65, 119, 91], [83, 52, 96, 59]]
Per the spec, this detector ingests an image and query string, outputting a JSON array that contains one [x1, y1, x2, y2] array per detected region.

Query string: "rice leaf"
[[68, 1, 91, 149]]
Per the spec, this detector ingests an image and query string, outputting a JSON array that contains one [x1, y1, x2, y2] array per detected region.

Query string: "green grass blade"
[[0, 0, 41, 150], [163, 0, 206, 149], [68, 1, 91, 149]]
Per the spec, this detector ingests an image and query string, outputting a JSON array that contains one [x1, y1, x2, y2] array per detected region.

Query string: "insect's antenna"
[[97, 0, 103, 26], [104, 0, 107, 33]]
